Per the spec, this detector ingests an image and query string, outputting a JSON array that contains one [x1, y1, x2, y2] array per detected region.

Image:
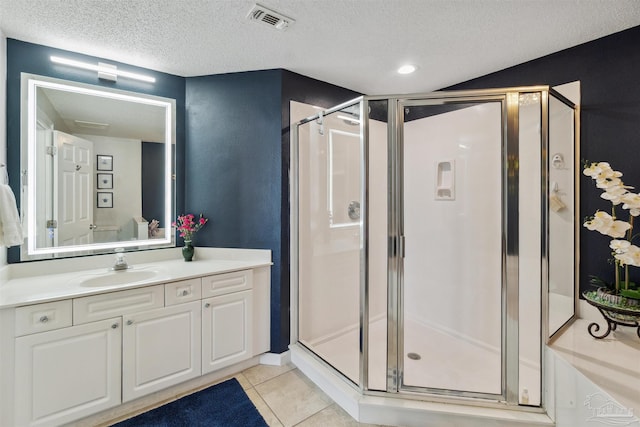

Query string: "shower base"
[[309, 316, 540, 401], [290, 344, 553, 427]]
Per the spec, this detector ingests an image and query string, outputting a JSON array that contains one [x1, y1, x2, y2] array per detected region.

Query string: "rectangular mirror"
[[21, 73, 175, 259]]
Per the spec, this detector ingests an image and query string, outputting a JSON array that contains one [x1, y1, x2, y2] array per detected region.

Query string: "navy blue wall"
[[447, 25, 640, 295], [185, 69, 358, 353], [185, 70, 284, 351], [5, 39, 186, 263]]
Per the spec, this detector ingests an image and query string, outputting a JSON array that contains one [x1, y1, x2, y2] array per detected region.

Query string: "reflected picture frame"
[[97, 192, 113, 208], [97, 155, 113, 171], [97, 173, 113, 189]]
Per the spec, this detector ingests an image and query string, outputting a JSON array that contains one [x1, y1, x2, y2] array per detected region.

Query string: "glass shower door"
[[398, 99, 504, 396], [295, 102, 363, 385]]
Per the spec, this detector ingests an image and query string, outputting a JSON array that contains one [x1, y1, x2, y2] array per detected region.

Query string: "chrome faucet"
[[112, 248, 130, 271]]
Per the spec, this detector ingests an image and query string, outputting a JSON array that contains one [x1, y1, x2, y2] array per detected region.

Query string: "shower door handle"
[[391, 235, 405, 258]]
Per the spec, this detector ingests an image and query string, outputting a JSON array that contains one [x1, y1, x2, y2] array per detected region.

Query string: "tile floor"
[[236, 363, 387, 427]]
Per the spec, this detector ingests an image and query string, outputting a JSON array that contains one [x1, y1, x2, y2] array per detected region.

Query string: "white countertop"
[[0, 247, 272, 308]]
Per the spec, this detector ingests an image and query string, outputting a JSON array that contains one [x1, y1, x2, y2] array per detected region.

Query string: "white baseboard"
[[260, 351, 291, 366]]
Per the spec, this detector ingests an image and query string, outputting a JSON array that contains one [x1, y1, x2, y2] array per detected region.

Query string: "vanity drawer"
[[165, 278, 202, 306], [201, 270, 252, 298], [15, 300, 73, 336], [74, 285, 164, 325]]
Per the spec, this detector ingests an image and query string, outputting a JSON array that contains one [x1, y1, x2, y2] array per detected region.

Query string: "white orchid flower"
[[608, 220, 632, 238], [610, 239, 631, 253], [621, 193, 640, 216], [584, 211, 631, 238], [584, 211, 613, 232], [614, 244, 640, 267], [584, 162, 611, 178], [601, 185, 629, 205], [596, 177, 623, 189]]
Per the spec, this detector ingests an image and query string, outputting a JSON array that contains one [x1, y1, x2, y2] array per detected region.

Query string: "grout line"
[[251, 389, 287, 427], [245, 364, 297, 387]]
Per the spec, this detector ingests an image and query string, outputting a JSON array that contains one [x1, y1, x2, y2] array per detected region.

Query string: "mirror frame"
[[21, 73, 176, 258]]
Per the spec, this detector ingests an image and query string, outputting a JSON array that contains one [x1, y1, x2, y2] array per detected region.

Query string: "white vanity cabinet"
[[122, 300, 201, 402], [202, 290, 253, 373], [202, 270, 253, 373], [5, 265, 271, 427], [14, 315, 122, 427]]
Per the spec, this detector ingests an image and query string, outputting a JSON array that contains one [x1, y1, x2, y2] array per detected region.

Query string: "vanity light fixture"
[[50, 56, 156, 83], [397, 64, 417, 75]]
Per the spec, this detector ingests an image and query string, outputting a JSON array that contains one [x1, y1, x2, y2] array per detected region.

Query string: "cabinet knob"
[[39, 315, 49, 323], [182, 290, 189, 296], [204, 303, 210, 308], [126, 320, 134, 325], [111, 323, 119, 329]]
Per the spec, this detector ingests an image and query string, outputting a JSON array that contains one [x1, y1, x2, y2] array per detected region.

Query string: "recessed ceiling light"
[[397, 64, 417, 75]]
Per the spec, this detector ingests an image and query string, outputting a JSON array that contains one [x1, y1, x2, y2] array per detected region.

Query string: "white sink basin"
[[77, 269, 164, 287]]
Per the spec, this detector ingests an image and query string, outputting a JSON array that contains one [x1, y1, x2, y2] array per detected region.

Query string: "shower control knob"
[[348, 201, 360, 220]]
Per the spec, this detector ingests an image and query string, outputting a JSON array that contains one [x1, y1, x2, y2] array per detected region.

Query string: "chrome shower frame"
[[290, 86, 579, 412]]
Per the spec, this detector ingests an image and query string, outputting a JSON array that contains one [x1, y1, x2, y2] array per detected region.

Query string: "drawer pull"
[[204, 303, 211, 308], [126, 320, 134, 326], [111, 323, 119, 329], [182, 290, 189, 296], [39, 315, 49, 323]]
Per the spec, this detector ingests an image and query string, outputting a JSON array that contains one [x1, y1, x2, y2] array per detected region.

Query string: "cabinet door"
[[15, 318, 122, 427], [202, 290, 253, 374], [122, 301, 201, 402]]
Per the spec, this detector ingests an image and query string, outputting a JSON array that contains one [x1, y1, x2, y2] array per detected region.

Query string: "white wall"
[[76, 135, 142, 242], [403, 103, 503, 350], [0, 29, 7, 267]]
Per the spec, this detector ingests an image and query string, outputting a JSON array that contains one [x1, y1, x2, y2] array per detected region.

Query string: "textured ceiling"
[[1, 0, 640, 95]]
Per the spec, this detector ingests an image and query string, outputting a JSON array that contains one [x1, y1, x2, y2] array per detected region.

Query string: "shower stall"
[[291, 86, 579, 423]]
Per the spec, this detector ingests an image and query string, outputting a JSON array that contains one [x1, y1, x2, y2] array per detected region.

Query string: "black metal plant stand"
[[583, 293, 640, 339]]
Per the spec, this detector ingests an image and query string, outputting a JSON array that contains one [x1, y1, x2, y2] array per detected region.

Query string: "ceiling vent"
[[246, 3, 295, 31]]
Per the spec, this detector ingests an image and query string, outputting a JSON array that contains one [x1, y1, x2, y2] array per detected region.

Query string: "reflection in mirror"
[[21, 74, 175, 259]]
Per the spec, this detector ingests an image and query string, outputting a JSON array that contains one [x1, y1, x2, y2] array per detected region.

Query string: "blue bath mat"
[[112, 378, 268, 427]]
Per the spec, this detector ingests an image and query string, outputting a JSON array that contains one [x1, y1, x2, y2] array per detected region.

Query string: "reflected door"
[[54, 131, 94, 246], [399, 100, 503, 396]]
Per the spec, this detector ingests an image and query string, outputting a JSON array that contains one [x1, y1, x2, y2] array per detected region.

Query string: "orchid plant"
[[583, 162, 640, 298], [173, 213, 208, 242]]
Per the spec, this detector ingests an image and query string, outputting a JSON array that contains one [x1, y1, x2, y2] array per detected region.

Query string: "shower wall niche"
[[291, 85, 579, 421]]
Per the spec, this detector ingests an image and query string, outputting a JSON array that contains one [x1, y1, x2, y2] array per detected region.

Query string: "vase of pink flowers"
[[173, 213, 208, 262]]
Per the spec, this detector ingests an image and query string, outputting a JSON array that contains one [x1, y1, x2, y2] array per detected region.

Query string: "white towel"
[[0, 184, 24, 247]]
